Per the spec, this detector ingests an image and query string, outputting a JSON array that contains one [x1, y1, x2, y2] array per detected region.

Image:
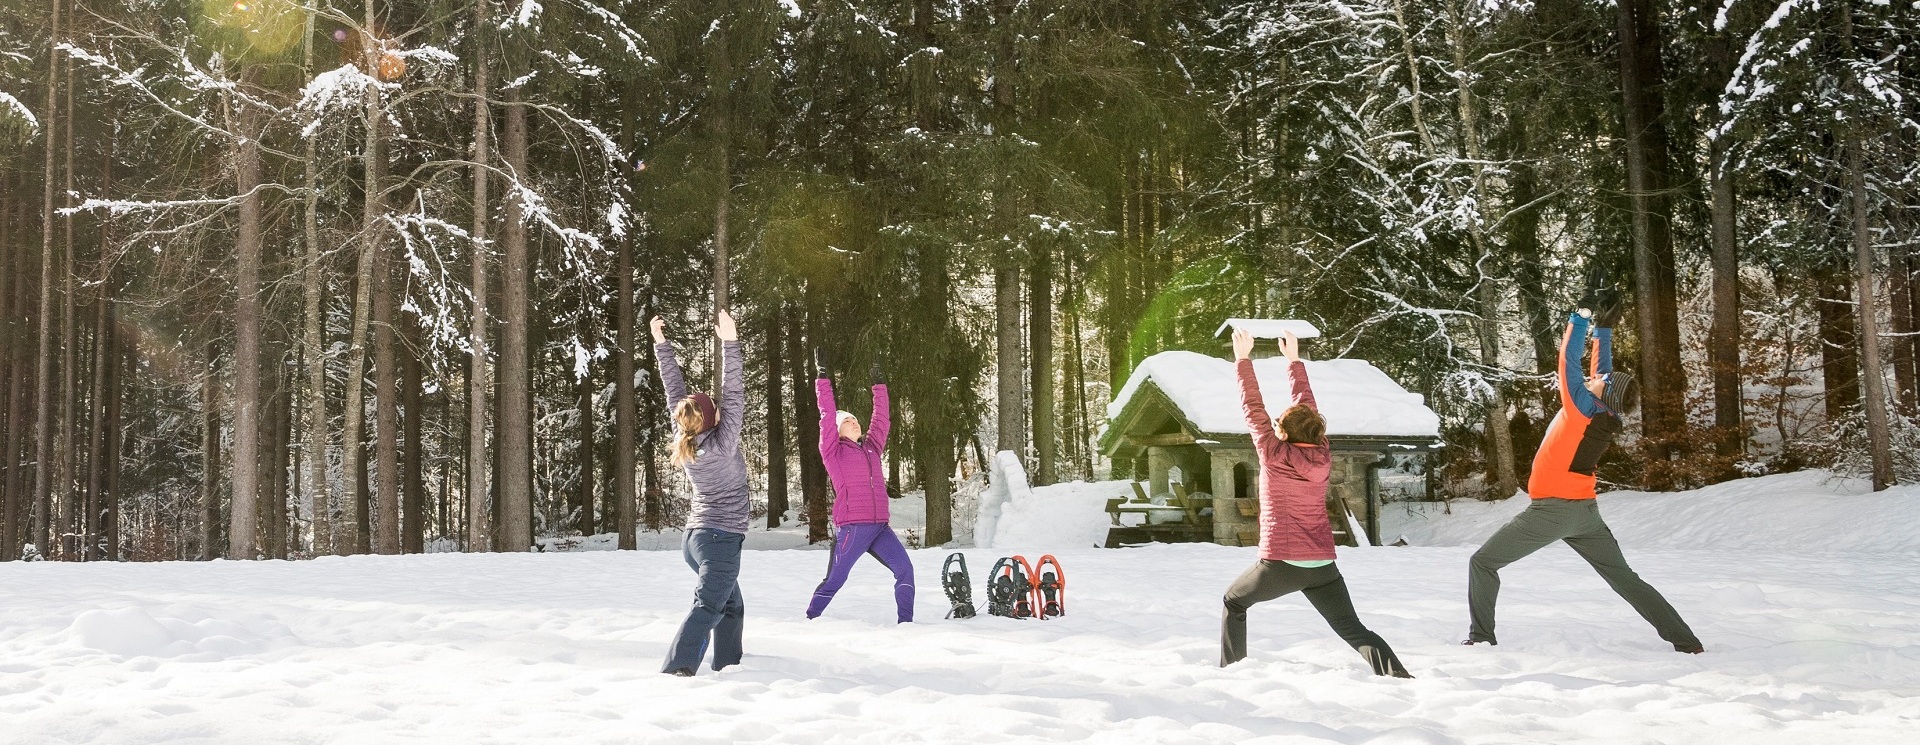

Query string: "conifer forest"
[[0, 0, 1916, 562]]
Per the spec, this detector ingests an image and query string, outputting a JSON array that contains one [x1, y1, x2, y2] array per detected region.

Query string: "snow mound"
[[1381, 470, 1920, 554], [986, 479, 1133, 551], [1110, 351, 1441, 438], [69, 607, 286, 659]]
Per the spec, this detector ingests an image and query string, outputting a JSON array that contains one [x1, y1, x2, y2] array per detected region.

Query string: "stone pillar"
[[1147, 447, 1173, 499], [1210, 449, 1257, 547], [1329, 452, 1382, 546]]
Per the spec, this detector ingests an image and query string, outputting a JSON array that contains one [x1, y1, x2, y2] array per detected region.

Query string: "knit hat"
[[836, 410, 857, 428], [690, 392, 718, 431], [1602, 371, 1637, 414]]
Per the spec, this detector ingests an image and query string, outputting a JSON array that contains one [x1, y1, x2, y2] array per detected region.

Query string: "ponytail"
[[669, 398, 705, 467]]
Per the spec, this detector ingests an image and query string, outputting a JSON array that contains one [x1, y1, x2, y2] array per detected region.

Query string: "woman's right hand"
[[650, 316, 666, 344], [1279, 330, 1300, 362], [1231, 328, 1255, 361]]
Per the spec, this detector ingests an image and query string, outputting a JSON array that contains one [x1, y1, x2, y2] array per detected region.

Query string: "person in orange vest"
[[1463, 287, 1703, 653]]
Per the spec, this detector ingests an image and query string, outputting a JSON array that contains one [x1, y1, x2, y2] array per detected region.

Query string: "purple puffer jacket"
[[818, 379, 890, 526]]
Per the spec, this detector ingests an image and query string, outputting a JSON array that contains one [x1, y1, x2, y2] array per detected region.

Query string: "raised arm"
[[814, 347, 838, 455], [1286, 361, 1317, 411], [1232, 328, 1283, 457], [1560, 312, 1603, 417], [1238, 359, 1283, 457], [869, 384, 891, 452], [651, 317, 688, 414], [1592, 327, 1614, 377], [815, 377, 838, 456], [708, 339, 746, 448]]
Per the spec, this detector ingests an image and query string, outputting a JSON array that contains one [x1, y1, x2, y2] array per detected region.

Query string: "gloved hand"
[[870, 360, 886, 385], [812, 347, 830, 378], [1577, 264, 1610, 314], [1593, 289, 1625, 328]]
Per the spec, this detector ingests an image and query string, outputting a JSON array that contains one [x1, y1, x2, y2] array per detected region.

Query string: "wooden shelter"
[[1099, 320, 1441, 548]]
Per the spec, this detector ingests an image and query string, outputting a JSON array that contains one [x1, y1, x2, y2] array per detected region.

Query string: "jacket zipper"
[[864, 441, 880, 518]]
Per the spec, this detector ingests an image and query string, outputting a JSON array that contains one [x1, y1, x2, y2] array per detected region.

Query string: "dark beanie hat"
[[1603, 371, 1637, 414], [690, 392, 717, 431]]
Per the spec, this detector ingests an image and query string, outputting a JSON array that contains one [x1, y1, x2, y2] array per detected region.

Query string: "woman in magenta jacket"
[[1219, 328, 1412, 678], [803, 348, 915, 623]]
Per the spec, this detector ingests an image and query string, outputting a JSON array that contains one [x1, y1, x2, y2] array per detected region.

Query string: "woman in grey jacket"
[[654, 310, 752, 676]]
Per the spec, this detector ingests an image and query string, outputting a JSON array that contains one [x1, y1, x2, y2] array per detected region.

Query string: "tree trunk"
[[229, 98, 264, 560], [1029, 244, 1055, 486], [0, 187, 12, 557], [372, 244, 400, 555], [103, 320, 121, 560], [1818, 261, 1861, 419], [1067, 259, 1093, 479], [995, 266, 1023, 460], [466, 0, 493, 552], [32, 0, 61, 559], [401, 324, 424, 553], [57, 62, 77, 560], [1892, 246, 1917, 412], [337, 10, 389, 556], [765, 306, 787, 528], [1842, 4, 1893, 490], [84, 291, 107, 559], [1707, 136, 1742, 458], [613, 229, 636, 548], [1704, 12, 1745, 463], [270, 368, 291, 559], [712, 149, 730, 394], [0, 189, 14, 559], [301, 4, 332, 555], [575, 352, 596, 536], [794, 306, 828, 543], [497, 83, 534, 552], [355, 431, 370, 552], [6, 217, 36, 558], [1419, 0, 1516, 497], [200, 355, 220, 560], [1616, 0, 1689, 478]]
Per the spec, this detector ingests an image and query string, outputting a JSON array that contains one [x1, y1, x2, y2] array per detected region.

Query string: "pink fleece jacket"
[[817, 379, 891, 526], [1237, 358, 1337, 562]]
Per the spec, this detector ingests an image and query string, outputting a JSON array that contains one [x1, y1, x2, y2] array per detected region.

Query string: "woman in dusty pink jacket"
[[803, 348, 915, 623], [1219, 328, 1412, 678]]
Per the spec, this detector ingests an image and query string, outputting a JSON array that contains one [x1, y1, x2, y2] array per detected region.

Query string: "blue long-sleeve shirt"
[[1561, 313, 1611, 417]]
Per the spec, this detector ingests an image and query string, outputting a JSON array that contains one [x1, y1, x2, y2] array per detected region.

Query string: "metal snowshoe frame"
[[988, 555, 1044, 619], [1035, 554, 1065, 619], [942, 552, 977, 619]]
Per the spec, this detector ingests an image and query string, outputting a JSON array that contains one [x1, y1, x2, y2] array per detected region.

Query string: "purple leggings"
[[805, 522, 915, 622]]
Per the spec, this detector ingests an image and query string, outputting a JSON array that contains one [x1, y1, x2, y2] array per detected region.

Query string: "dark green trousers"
[[1467, 497, 1699, 648]]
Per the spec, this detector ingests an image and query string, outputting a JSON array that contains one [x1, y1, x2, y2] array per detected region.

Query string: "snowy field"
[[5, 473, 1920, 744]]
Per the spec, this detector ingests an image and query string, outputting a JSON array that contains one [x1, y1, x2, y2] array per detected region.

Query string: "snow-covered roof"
[[1107, 351, 1441, 440], [1212, 318, 1321, 340]]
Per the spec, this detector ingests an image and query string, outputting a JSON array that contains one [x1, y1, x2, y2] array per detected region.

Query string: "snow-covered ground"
[[5, 472, 1919, 743]]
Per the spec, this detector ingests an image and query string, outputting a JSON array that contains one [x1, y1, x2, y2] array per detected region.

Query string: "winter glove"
[[1577, 264, 1610, 314], [870, 360, 886, 385], [1593, 289, 1625, 328], [813, 347, 830, 378]]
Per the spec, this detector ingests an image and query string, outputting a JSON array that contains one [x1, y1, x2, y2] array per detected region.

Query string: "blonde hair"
[[670, 398, 705, 467]]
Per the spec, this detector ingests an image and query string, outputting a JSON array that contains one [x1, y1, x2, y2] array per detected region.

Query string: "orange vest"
[[1527, 323, 1603, 500]]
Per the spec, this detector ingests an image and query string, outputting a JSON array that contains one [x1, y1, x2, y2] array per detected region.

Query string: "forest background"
[[0, 0, 1914, 562]]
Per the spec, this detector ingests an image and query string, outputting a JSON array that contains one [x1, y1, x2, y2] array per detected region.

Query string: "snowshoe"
[[988, 556, 1037, 619], [986, 557, 1018, 618], [942, 552, 977, 619], [1035, 554, 1065, 619], [1009, 556, 1038, 619]]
